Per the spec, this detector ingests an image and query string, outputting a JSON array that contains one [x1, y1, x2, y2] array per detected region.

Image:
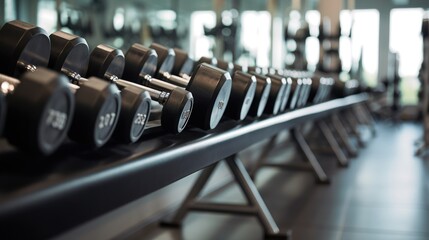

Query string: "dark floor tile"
[[291, 226, 343, 240], [340, 230, 429, 240], [344, 205, 429, 234]]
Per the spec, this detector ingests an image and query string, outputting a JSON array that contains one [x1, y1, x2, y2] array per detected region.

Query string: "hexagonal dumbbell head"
[[0, 20, 50, 77], [70, 77, 121, 146], [48, 31, 89, 78], [4, 69, 74, 155], [216, 59, 234, 76], [171, 48, 195, 76], [149, 44, 232, 129], [149, 43, 176, 79]]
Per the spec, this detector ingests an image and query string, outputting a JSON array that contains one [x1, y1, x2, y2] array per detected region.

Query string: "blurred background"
[[1, 1, 429, 239]]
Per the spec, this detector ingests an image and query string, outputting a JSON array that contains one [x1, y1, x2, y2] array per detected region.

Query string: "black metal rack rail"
[[0, 93, 368, 239]]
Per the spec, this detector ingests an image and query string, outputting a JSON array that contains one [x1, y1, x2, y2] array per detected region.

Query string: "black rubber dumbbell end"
[[195, 56, 217, 69], [187, 63, 232, 130], [149, 43, 176, 78], [216, 59, 234, 76], [172, 48, 194, 76], [114, 86, 151, 143], [69, 77, 121, 147], [0, 20, 50, 77], [123, 44, 158, 82], [225, 71, 257, 121], [48, 31, 89, 76], [4, 69, 74, 155], [161, 87, 193, 133], [87, 44, 125, 79], [248, 73, 271, 118]]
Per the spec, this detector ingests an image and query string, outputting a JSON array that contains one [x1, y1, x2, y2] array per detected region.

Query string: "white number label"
[[46, 109, 68, 130], [181, 110, 191, 120], [218, 101, 224, 110], [98, 112, 116, 129], [134, 113, 147, 125]]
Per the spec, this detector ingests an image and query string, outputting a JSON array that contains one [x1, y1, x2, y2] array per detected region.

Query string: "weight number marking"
[[98, 113, 116, 129], [46, 109, 68, 130], [134, 113, 147, 125]]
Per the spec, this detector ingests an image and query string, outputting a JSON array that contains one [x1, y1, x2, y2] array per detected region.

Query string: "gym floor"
[[126, 121, 429, 240]]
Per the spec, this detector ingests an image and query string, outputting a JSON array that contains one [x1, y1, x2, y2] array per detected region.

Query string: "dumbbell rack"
[[0, 93, 368, 239]]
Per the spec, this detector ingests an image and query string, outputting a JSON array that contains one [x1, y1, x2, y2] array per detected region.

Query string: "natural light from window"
[[390, 8, 424, 105]]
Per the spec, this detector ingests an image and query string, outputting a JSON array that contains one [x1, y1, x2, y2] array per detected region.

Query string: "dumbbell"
[[307, 74, 334, 104], [48, 31, 136, 144], [282, 71, 305, 110], [189, 56, 257, 120], [0, 20, 75, 155], [248, 66, 288, 115], [0, 21, 122, 148], [294, 74, 312, 108], [86, 45, 154, 140], [87, 44, 193, 133], [171, 48, 195, 77], [216, 60, 235, 74], [331, 77, 360, 98], [149, 45, 233, 127], [266, 68, 293, 112], [172, 52, 270, 118], [293, 71, 315, 109], [123, 43, 232, 130], [214, 59, 256, 120], [256, 68, 308, 110], [168, 49, 262, 120], [320, 77, 334, 102]]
